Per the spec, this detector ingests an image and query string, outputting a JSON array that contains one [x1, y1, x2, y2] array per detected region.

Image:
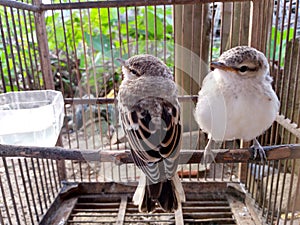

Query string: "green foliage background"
[[0, 2, 295, 95], [45, 6, 174, 97], [0, 5, 174, 96]]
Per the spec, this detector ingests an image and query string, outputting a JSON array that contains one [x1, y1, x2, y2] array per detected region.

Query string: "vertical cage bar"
[[18, 159, 35, 225], [11, 159, 27, 225], [265, 160, 277, 224], [4, 6, 21, 91], [0, 9, 15, 92], [283, 159, 296, 225], [0, 175, 12, 225], [0, 61, 6, 93], [0, 208, 5, 225], [134, 6, 139, 54], [2, 158, 21, 224], [163, 5, 167, 62], [145, 6, 149, 53], [270, 161, 283, 224], [25, 158, 40, 223], [33, 0, 54, 89], [10, 7, 27, 90], [51, 160, 60, 191], [154, 5, 158, 56], [107, 6, 117, 181], [46, 160, 55, 197], [17, 8, 32, 90], [16, 8, 31, 90], [220, 3, 225, 54], [290, 163, 300, 224], [30, 158, 44, 216], [36, 159, 48, 210], [27, 10, 42, 90], [42, 159, 52, 203]]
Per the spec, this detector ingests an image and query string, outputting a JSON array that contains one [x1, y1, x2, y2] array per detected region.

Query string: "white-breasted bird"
[[194, 46, 280, 163], [117, 54, 185, 212]]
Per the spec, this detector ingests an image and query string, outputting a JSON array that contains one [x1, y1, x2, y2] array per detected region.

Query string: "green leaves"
[[271, 27, 294, 45], [0, 6, 41, 92], [270, 26, 295, 66], [0, 4, 174, 94], [84, 31, 111, 53]]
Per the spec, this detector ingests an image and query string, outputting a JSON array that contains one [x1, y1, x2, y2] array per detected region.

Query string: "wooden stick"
[[116, 196, 127, 225], [0, 0, 39, 12], [64, 95, 197, 105], [0, 144, 298, 163], [39, 0, 252, 11]]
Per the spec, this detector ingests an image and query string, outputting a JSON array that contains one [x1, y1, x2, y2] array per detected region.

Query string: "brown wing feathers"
[[122, 98, 181, 163]]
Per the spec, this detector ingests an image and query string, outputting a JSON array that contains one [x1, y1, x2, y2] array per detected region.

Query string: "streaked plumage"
[[194, 46, 280, 163], [117, 54, 185, 212]]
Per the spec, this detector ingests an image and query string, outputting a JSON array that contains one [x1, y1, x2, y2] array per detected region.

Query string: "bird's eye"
[[239, 66, 249, 73], [130, 69, 140, 76]]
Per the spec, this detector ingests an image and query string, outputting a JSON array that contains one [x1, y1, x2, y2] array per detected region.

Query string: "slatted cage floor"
[[41, 182, 259, 224], [66, 193, 236, 224]]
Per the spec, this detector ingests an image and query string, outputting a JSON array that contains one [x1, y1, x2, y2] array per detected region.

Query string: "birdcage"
[[0, 0, 300, 224]]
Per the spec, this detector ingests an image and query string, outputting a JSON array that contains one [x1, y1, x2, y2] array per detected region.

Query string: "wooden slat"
[[70, 213, 118, 217], [276, 114, 300, 139], [249, 0, 273, 52], [184, 218, 236, 223], [116, 196, 127, 225], [72, 209, 118, 213], [124, 219, 175, 223], [39, 197, 78, 225], [183, 211, 234, 218], [43, 182, 245, 224], [64, 95, 198, 105], [33, 0, 55, 90], [39, 0, 252, 11], [182, 206, 232, 212], [67, 219, 112, 223], [182, 201, 229, 206], [0, 144, 298, 163], [228, 195, 257, 225], [0, 0, 39, 11]]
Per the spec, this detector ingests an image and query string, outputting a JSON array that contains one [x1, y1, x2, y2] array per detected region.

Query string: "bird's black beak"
[[210, 61, 236, 72], [116, 58, 126, 67]]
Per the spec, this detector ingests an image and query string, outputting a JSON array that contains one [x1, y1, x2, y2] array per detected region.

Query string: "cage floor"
[[41, 182, 257, 225], [66, 194, 237, 224]]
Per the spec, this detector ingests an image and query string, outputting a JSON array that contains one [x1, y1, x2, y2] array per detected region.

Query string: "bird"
[[117, 54, 185, 213], [194, 46, 280, 164]]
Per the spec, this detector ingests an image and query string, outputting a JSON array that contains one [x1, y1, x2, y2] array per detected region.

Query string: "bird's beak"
[[116, 58, 126, 66], [210, 61, 236, 72]]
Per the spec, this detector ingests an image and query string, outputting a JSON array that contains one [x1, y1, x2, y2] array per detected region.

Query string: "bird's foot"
[[251, 139, 267, 163], [201, 139, 217, 168], [202, 148, 216, 168]]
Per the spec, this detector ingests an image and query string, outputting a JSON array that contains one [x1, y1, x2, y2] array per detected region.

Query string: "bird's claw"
[[251, 140, 267, 163], [202, 148, 216, 168]]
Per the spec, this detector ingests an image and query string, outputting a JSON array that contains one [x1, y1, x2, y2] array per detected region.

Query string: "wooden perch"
[[63, 95, 198, 105], [0, 144, 299, 164], [0, 0, 39, 11]]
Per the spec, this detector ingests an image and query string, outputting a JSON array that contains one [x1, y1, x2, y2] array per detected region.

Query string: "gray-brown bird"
[[194, 46, 280, 163], [117, 54, 185, 213]]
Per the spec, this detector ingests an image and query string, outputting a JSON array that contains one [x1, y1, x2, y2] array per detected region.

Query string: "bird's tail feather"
[[132, 173, 147, 211], [133, 173, 185, 212]]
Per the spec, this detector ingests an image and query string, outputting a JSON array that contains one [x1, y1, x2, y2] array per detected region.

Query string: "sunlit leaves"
[[0, 4, 174, 94], [270, 27, 295, 66]]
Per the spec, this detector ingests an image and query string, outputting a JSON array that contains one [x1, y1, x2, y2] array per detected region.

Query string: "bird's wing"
[[120, 97, 181, 182]]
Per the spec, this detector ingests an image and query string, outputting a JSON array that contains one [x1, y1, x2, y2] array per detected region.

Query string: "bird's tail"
[[133, 173, 185, 212]]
